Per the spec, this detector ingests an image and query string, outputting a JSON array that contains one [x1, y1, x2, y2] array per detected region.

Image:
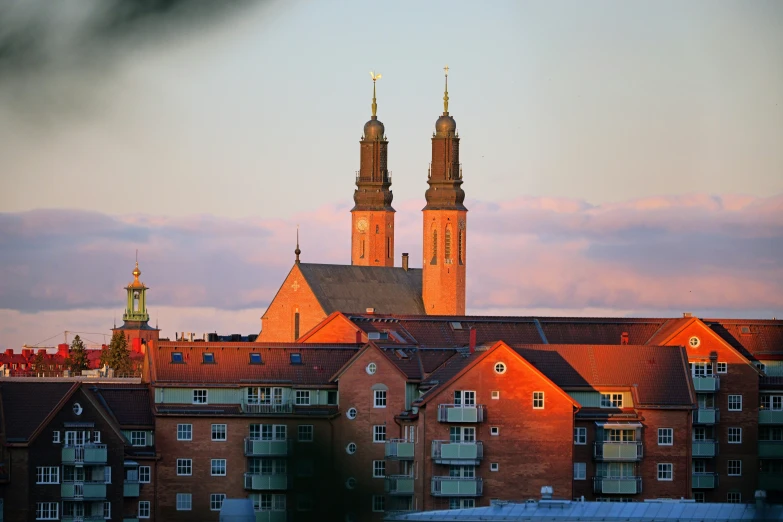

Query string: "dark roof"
[[0, 382, 75, 441], [298, 263, 425, 315], [90, 384, 153, 427], [150, 341, 359, 385], [540, 318, 666, 346], [113, 321, 159, 331], [705, 319, 783, 359]]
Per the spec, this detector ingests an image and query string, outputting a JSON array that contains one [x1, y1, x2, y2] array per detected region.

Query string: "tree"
[[66, 335, 90, 375], [32, 350, 47, 373], [101, 331, 133, 375]]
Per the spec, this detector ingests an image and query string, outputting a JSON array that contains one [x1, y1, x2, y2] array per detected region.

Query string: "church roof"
[[298, 263, 425, 315]]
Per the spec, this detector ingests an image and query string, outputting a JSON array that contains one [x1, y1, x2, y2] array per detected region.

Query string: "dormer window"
[[202, 353, 215, 364], [368, 332, 388, 340], [171, 352, 184, 363], [290, 353, 302, 365], [249, 353, 262, 364], [740, 326, 751, 334]]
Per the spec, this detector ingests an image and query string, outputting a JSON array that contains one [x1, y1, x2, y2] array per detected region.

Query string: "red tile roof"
[[150, 341, 359, 385], [705, 320, 783, 359], [540, 318, 667, 345]]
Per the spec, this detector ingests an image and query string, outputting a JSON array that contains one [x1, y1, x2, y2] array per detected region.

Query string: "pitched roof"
[[0, 382, 76, 441], [512, 344, 694, 407], [704, 319, 783, 359], [149, 341, 359, 385], [539, 317, 667, 345], [89, 384, 154, 427], [298, 263, 425, 315]]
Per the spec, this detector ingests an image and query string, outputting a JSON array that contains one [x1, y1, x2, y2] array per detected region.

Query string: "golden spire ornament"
[[443, 64, 450, 114], [370, 70, 382, 117]]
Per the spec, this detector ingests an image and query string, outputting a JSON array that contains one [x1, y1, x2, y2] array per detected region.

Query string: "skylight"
[[203, 353, 215, 364], [368, 332, 388, 340], [171, 352, 183, 363], [740, 326, 751, 334], [450, 322, 463, 330], [290, 353, 302, 364], [249, 353, 262, 364]]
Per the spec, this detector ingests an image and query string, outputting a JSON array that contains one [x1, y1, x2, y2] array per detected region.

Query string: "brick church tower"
[[422, 66, 467, 315], [351, 71, 395, 266], [112, 259, 159, 348]]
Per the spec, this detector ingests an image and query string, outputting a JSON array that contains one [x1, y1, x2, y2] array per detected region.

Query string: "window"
[[36, 467, 60, 484], [298, 425, 314, 442], [373, 425, 386, 443], [727, 492, 742, 504], [489, 462, 499, 471], [366, 363, 377, 375], [210, 493, 226, 511], [346, 477, 357, 489], [600, 393, 623, 408], [494, 362, 506, 374], [176, 493, 192, 511], [295, 390, 311, 405], [346, 442, 357, 454], [658, 428, 673, 446], [657, 463, 673, 481], [728, 395, 742, 411], [250, 353, 262, 364], [574, 427, 587, 445], [347, 407, 357, 419], [605, 429, 636, 442], [693, 492, 705, 503], [250, 424, 287, 441], [372, 495, 385, 512], [177, 424, 192, 441], [105, 466, 112, 484], [203, 352, 215, 363], [290, 353, 302, 364], [491, 391, 500, 400], [211, 424, 227, 441], [130, 431, 147, 447], [138, 501, 151, 518], [327, 390, 338, 405], [373, 460, 385, 478], [171, 352, 183, 363], [533, 391, 544, 409], [139, 466, 151, 483], [193, 389, 208, 404], [103, 502, 111, 519], [177, 459, 192, 476], [717, 362, 727, 373], [728, 427, 742, 444], [36, 503, 58, 520], [454, 390, 476, 406], [52, 431, 60, 443], [490, 427, 500, 436], [450, 499, 475, 509], [211, 459, 227, 476], [761, 395, 783, 411], [574, 462, 586, 480], [691, 362, 714, 377], [449, 465, 475, 478], [689, 336, 700, 348], [374, 390, 387, 408], [93, 431, 101, 443], [450, 426, 476, 442], [728, 460, 742, 476]]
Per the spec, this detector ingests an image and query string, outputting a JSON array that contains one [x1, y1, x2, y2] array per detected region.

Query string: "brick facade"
[[257, 264, 327, 343]]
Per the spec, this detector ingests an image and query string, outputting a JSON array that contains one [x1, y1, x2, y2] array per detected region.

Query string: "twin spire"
[[367, 66, 451, 117]]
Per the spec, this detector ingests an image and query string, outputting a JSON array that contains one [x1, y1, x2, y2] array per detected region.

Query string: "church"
[[257, 68, 467, 342]]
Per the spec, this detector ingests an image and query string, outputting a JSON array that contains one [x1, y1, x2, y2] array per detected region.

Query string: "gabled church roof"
[[298, 263, 425, 315]]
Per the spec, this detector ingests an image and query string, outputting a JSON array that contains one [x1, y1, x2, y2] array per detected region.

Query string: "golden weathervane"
[[370, 70, 382, 117]]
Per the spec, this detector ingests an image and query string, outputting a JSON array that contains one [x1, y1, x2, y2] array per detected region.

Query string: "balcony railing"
[[243, 402, 294, 414], [431, 476, 483, 497], [431, 440, 483, 464], [693, 408, 719, 425], [758, 441, 783, 458], [62, 444, 108, 465], [692, 376, 720, 392], [245, 438, 290, 457], [244, 472, 289, 491], [61, 481, 107, 499], [593, 441, 643, 461], [123, 480, 140, 497], [62, 517, 105, 522], [759, 409, 783, 425], [593, 476, 642, 495], [437, 404, 486, 423], [692, 472, 718, 489], [254, 511, 288, 522], [759, 472, 783, 491], [385, 475, 415, 495], [385, 439, 415, 460], [692, 440, 718, 457]]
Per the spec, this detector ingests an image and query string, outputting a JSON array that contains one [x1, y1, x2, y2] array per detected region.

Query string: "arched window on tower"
[[430, 227, 438, 265], [133, 291, 140, 312], [376, 224, 380, 234], [387, 237, 391, 259], [458, 229, 464, 265], [360, 240, 365, 259], [294, 307, 300, 341], [445, 225, 453, 264]]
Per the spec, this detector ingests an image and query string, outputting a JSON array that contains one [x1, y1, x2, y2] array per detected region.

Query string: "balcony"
[[122, 519, 140, 522], [759, 410, 783, 425], [385, 439, 415, 460], [759, 472, 783, 491], [245, 438, 290, 457], [431, 440, 483, 465], [692, 473, 718, 489], [431, 476, 483, 497], [62, 444, 107, 465], [124, 480, 140, 497], [437, 404, 486, 423], [244, 472, 288, 491], [386, 475, 415, 495], [693, 408, 719, 425], [758, 441, 783, 458], [692, 440, 718, 457], [254, 511, 288, 522], [692, 376, 720, 392], [61, 481, 107, 499], [593, 477, 642, 495], [243, 402, 294, 414], [62, 517, 105, 522], [593, 441, 643, 461]]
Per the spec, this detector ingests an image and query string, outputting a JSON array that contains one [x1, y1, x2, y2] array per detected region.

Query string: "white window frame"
[[193, 389, 208, 404], [574, 427, 587, 445], [727, 460, 742, 476], [490, 426, 500, 436], [533, 391, 545, 409], [35, 502, 59, 520], [211, 424, 227, 441], [658, 428, 673, 446], [717, 362, 727, 374], [138, 501, 151, 518], [176, 493, 192, 511], [139, 466, 151, 483], [374, 390, 387, 408], [728, 427, 742, 444], [103, 501, 111, 520], [657, 463, 673, 481], [177, 458, 193, 476], [373, 425, 386, 443], [372, 460, 385, 478], [372, 494, 385, 512], [177, 424, 192, 441], [728, 395, 742, 411], [347, 407, 357, 419], [130, 431, 147, 447], [298, 424, 314, 442], [52, 431, 60, 444], [490, 462, 499, 471], [295, 390, 311, 406], [93, 431, 101, 443], [574, 462, 586, 480], [728, 492, 742, 503], [210, 493, 226, 511], [211, 458, 227, 476], [491, 391, 500, 400], [600, 393, 624, 408], [36, 466, 60, 484]]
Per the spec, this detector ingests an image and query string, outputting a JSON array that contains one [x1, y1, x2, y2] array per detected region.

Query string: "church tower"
[[112, 258, 159, 347], [351, 71, 395, 266], [422, 66, 467, 315]]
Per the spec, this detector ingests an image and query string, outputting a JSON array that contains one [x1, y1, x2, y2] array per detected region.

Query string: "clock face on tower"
[[356, 218, 368, 232]]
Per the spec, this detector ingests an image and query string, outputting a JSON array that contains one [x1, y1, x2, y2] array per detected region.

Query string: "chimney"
[[366, 308, 375, 315], [401, 253, 409, 271], [5, 349, 13, 356], [469, 328, 477, 354], [57, 343, 69, 357], [22, 348, 32, 358], [683, 312, 692, 318], [621, 332, 629, 345], [355, 330, 363, 344], [37, 348, 47, 356]]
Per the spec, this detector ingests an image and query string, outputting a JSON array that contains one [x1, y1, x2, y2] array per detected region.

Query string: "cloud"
[[0, 193, 781, 348]]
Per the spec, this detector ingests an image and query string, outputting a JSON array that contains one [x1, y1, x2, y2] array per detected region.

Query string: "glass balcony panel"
[[759, 472, 783, 491], [437, 404, 486, 423], [692, 440, 718, 457], [758, 441, 783, 458], [692, 473, 718, 489], [692, 376, 719, 392], [385, 439, 415, 460], [385, 475, 415, 495], [431, 441, 483, 464], [430, 476, 483, 497], [593, 477, 641, 494], [693, 409, 719, 425], [244, 438, 290, 457], [124, 481, 140, 497], [593, 442, 643, 461], [244, 472, 288, 490], [254, 511, 288, 522], [759, 410, 783, 424]]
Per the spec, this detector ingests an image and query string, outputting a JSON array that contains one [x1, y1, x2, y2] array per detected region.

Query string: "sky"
[[0, 0, 781, 349]]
